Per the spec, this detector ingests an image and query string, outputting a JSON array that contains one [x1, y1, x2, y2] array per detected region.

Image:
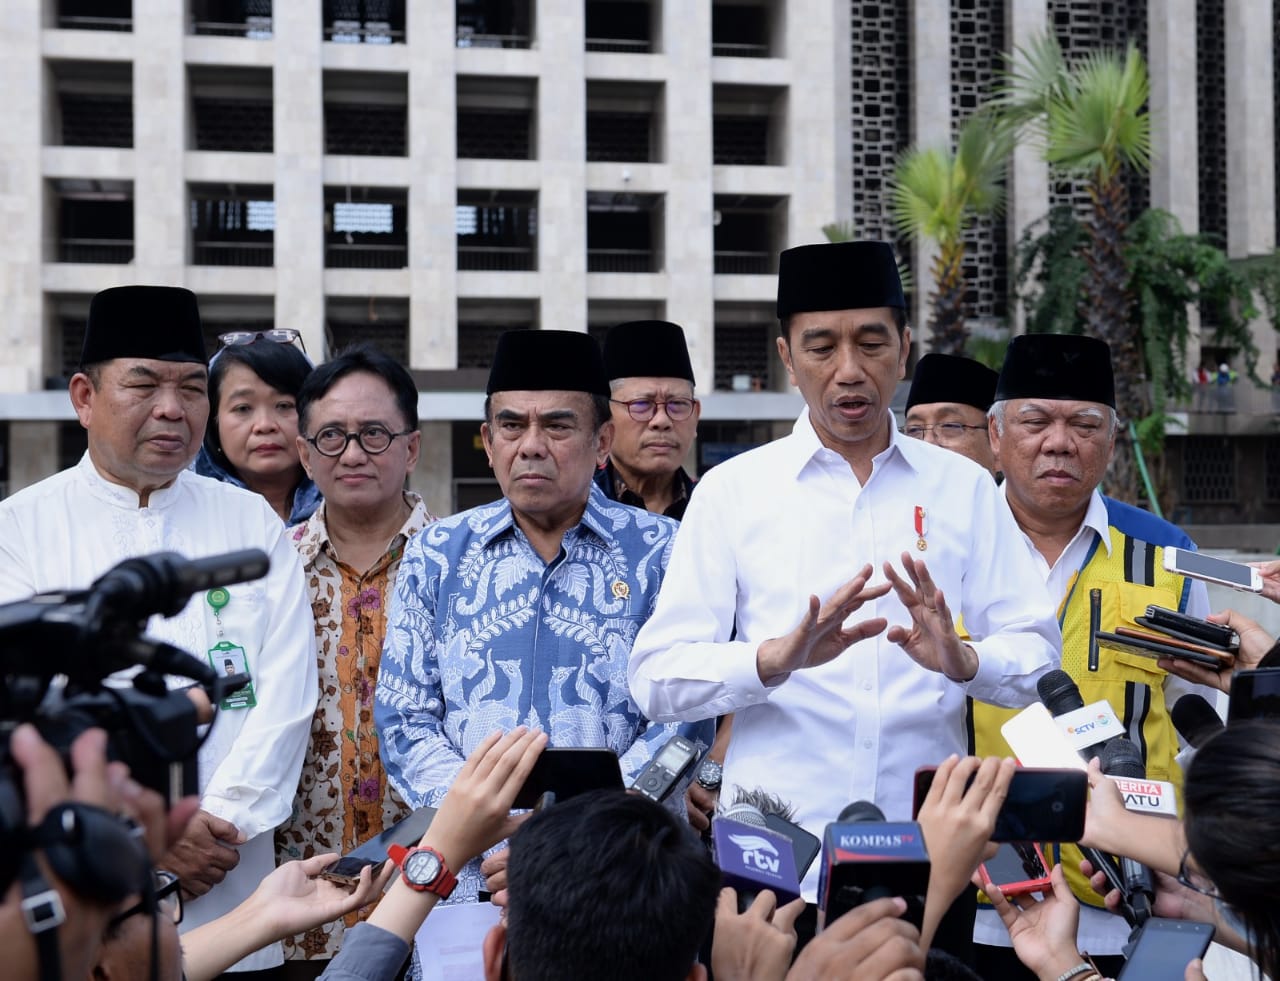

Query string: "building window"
[[713, 195, 785, 275], [457, 76, 536, 160], [190, 184, 274, 267], [190, 66, 273, 153], [711, 0, 780, 58], [190, 0, 273, 38], [587, 192, 662, 273], [586, 81, 663, 163], [458, 300, 538, 368], [53, 180, 133, 264], [457, 192, 538, 271], [456, 0, 533, 49], [585, 0, 657, 53], [714, 302, 777, 391], [713, 85, 785, 165], [325, 188, 409, 268], [325, 71, 408, 157], [1182, 436, 1236, 504], [58, 0, 131, 31], [323, 0, 405, 43], [51, 61, 133, 148], [327, 298, 410, 362]]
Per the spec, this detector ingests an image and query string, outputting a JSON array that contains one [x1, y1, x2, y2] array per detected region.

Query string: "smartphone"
[[1162, 547, 1263, 593], [1140, 605, 1238, 651], [912, 767, 1087, 842], [512, 747, 624, 809], [763, 813, 822, 879], [1227, 667, 1280, 723], [977, 841, 1052, 897], [1115, 917, 1215, 980], [319, 805, 438, 884], [630, 734, 701, 803], [1095, 630, 1231, 671]]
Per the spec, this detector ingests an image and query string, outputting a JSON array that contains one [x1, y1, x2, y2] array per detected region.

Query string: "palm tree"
[[888, 116, 1014, 355], [995, 34, 1153, 502]]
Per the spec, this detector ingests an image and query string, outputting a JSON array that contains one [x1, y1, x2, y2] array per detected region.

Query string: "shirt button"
[[862, 681, 873, 691], [863, 739, 873, 749]]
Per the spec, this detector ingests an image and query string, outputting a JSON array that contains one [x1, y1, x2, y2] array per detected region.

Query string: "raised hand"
[[883, 553, 977, 682]]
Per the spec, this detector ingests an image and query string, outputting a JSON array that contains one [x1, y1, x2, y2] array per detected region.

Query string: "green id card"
[[208, 641, 257, 710]]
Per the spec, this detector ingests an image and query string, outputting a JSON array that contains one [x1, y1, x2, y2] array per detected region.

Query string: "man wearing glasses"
[[596, 320, 701, 521], [277, 345, 437, 977], [903, 353, 999, 476], [0, 286, 317, 975]]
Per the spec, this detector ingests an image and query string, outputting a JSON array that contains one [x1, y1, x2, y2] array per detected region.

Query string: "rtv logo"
[[728, 833, 781, 874]]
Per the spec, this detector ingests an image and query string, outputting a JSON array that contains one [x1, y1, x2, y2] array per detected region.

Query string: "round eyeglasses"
[[218, 329, 307, 354], [108, 870, 183, 930], [902, 422, 987, 444], [305, 425, 414, 457], [610, 397, 697, 423]]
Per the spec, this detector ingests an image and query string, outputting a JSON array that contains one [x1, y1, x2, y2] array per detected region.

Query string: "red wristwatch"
[[386, 843, 458, 899]]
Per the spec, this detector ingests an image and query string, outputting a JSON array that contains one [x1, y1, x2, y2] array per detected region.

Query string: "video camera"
[[0, 548, 270, 869]]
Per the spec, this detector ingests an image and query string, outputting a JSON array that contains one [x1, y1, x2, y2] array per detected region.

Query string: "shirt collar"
[[78, 451, 186, 509], [476, 483, 615, 551], [605, 459, 693, 507], [1000, 484, 1112, 556], [784, 407, 915, 478], [294, 491, 434, 564]]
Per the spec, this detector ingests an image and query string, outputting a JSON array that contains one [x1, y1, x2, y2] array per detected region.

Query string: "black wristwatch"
[[696, 759, 723, 793]]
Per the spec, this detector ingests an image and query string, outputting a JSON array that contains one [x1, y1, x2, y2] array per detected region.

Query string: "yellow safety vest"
[[973, 512, 1192, 908]]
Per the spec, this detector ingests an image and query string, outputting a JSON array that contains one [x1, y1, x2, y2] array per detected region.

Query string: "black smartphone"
[[1141, 605, 1239, 651], [912, 767, 1087, 842], [1228, 667, 1280, 723], [1116, 917, 1214, 980], [763, 813, 822, 878], [512, 747, 624, 809], [319, 805, 438, 885]]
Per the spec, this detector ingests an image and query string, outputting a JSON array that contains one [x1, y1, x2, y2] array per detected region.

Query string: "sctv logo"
[[728, 833, 781, 874], [1066, 713, 1108, 735]]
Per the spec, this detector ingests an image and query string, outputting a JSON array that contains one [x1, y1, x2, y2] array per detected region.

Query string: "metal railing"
[[587, 248, 656, 273], [457, 245, 536, 271], [584, 37, 651, 53], [192, 18, 273, 38], [60, 94, 133, 148], [457, 111, 532, 160], [192, 241, 274, 267], [586, 112, 653, 163], [455, 29, 530, 48], [713, 116, 770, 165], [57, 15, 131, 31], [714, 250, 773, 275], [711, 41, 770, 58], [325, 20, 404, 43], [58, 238, 134, 263], [325, 242, 408, 269]]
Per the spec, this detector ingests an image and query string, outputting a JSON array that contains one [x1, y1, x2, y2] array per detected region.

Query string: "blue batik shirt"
[[375, 483, 713, 901]]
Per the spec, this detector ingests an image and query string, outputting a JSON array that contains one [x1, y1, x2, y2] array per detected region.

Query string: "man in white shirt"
[[0, 285, 317, 976], [627, 241, 1060, 949], [971, 333, 1220, 979]]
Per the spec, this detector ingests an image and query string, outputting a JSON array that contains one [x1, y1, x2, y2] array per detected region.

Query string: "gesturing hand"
[[162, 809, 245, 899], [883, 553, 977, 682], [756, 564, 890, 685]]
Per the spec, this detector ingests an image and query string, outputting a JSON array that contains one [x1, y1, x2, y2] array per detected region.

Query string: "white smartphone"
[[1162, 547, 1262, 593]]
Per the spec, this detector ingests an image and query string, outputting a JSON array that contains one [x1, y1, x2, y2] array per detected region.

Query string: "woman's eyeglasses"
[[217, 329, 307, 354], [107, 870, 183, 930]]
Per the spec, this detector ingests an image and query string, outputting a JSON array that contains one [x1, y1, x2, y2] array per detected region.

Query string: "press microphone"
[[727, 788, 821, 878], [1099, 739, 1155, 927], [1171, 694, 1225, 749], [1036, 669, 1124, 761], [711, 803, 802, 912], [818, 801, 929, 930]]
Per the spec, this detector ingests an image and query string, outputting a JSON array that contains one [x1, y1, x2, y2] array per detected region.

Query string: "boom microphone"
[[1171, 694, 1225, 749], [818, 801, 930, 930]]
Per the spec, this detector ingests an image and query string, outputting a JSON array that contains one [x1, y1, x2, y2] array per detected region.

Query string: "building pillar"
[[0, 0, 45, 392], [1004, 0, 1050, 336], [537, 1, 588, 332], [663, 0, 714, 389], [910, 0, 951, 345], [133, 0, 187, 279], [1225, 0, 1275, 258], [274, 4, 326, 354], [407, 0, 458, 368], [411, 420, 452, 516], [1148, 0, 1199, 231]]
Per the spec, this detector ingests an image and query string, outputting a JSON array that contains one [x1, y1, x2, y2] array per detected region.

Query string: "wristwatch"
[[386, 844, 457, 899], [696, 759, 723, 793]]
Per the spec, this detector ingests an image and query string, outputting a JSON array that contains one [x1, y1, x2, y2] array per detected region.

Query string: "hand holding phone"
[[1163, 547, 1263, 593], [978, 841, 1052, 897], [320, 805, 438, 885], [1116, 917, 1214, 980], [912, 765, 1087, 843]]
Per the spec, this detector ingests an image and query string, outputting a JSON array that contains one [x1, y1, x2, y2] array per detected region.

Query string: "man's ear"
[[482, 922, 508, 981], [70, 372, 95, 430], [296, 435, 314, 479]]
